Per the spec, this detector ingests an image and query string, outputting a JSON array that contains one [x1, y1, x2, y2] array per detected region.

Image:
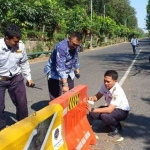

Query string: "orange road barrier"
[[0, 104, 67, 150], [50, 85, 96, 150]]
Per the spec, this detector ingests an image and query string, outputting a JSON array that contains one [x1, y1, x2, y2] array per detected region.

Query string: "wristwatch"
[[62, 82, 68, 87], [91, 108, 95, 112]]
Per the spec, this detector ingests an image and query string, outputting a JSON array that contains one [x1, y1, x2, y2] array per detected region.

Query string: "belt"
[[0, 76, 12, 81]]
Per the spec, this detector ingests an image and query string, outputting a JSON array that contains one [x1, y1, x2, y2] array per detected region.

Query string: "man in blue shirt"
[[44, 32, 82, 100]]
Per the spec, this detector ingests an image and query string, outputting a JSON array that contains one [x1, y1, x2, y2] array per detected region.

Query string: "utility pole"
[[90, 0, 93, 48], [104, 4, 105, 18]]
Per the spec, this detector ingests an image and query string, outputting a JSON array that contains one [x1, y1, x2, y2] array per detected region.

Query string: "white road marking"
[[119, 49, 142, 86]]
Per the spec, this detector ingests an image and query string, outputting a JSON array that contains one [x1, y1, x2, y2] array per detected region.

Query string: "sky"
[[130, 0, 148, 32]]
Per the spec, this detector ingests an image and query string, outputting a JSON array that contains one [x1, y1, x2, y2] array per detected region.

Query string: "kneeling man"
[[87, 70, 130, 136]]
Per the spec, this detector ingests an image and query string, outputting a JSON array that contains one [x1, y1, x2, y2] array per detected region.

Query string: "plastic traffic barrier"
[[0, 104, 67, 150], [50, 85, 96, 150]]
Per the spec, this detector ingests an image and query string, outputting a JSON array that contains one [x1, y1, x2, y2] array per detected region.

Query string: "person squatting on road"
[[87, 70, 130, 136], [0, 24, 34, 131], [130, 35, 138, 55], [44, 32, 82, 101]]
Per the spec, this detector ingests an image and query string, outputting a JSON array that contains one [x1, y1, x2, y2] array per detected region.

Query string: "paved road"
[[5, 39, 150, 150]]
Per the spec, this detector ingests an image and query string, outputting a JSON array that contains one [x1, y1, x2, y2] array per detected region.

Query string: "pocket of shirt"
[[15, 53, 23, 60]]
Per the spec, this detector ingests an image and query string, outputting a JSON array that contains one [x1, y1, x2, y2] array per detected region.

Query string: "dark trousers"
[[132, 45, 136, 54], [48, 76, 74, 101], [88, 106, 129, 130], [0, 74, 28, 130]]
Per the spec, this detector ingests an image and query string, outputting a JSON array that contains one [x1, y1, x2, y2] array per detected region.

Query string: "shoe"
[[107, 126, 122, 136]]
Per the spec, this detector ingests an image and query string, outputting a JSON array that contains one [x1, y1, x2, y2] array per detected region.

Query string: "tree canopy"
[[0, 0, 144, 47]]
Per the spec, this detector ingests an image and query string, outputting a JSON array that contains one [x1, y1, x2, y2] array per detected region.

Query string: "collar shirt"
[[0, 38, 31, 80], [44, 39, 80, 80], [131, 38, 138, 45], [99, 82, 130, 111]]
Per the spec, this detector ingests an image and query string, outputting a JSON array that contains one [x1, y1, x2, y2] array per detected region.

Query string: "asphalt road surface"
[[4, 39, 150, 150]]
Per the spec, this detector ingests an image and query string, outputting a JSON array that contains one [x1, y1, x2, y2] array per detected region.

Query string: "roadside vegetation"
[[0, 0, 146, 56], [146, 0, 150, 37]]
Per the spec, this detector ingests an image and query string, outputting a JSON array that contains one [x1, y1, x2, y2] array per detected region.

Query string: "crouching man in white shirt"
[[87, 70, 130, 136]]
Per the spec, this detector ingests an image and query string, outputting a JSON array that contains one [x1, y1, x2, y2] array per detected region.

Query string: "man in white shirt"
[[131, 35, 138, 55], [87, 70, 130, 136], [0, 24, 34, 130]]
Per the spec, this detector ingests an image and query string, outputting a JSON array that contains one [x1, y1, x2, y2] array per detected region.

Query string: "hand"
[[88, 96, 95, 101], [86, 103, 92, 112], [75, 73, 80, 79], [26, 80, 35, 87], [74, 68, 79, 74], [62, 86, 69, 94]]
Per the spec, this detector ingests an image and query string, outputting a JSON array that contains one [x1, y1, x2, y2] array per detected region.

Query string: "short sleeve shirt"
[[100, 82, 130, 111], [131, 38, 138, 45]]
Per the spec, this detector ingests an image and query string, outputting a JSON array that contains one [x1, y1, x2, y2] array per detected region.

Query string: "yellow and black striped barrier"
[[68, 93, 79, 111]]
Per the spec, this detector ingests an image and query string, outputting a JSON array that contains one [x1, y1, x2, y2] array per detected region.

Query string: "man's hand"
[[88, 96, 95, 101], [75, 68, 80, 74], [74, 69, 80, 79], [88, 92, 103, 102], [86, 103, 92, 112], [26, 80, 35, 87], [62, 86, 69, 94]]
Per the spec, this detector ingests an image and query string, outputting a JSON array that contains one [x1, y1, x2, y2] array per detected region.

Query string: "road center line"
[[119, 49, 142, 86]]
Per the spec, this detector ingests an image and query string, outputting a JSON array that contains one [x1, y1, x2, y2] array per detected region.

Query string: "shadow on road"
[[5, 111, 17, 126], [4, 100, 50, 127], [92, 111, 150, 150], [123, 112, 150, 150], [31, 100, 50, 111], [87, 50, 150, 76]]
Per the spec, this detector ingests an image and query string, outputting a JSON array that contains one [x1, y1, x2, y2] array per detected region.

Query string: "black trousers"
[[132, 45, 136, 54], [88, 106, 129, 130], [48, 76, 74, 101], [0, 74, 28, 130]]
